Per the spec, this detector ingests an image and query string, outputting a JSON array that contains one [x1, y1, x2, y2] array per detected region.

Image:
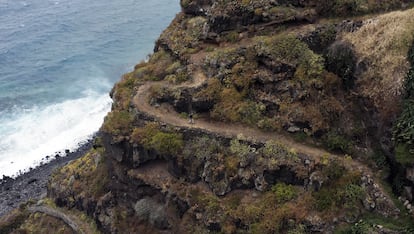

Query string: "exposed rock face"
[[42, 0, 414, 233], [181, 0, 213, 16], [47, 115, 406, 233], [134, 198, 170, 229], [361, 175, 400, 217]]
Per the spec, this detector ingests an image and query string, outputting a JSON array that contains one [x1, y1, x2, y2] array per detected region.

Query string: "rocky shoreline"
[[0, 138, 94, 217]]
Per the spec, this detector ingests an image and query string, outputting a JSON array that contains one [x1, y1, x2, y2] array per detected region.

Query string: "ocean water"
[[0, 0, 180, 177]]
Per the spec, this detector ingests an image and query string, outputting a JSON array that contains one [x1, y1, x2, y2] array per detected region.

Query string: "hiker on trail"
[[188, 113, 194, 124]]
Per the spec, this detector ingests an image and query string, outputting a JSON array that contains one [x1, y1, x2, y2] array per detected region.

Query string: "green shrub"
[[370, 149, 388, 169], [271, 183, 297, 203], [323, 132, 351, 153], [112, 74, 137, 110], [343, 183, 364, 209], [254, 34, 325, 80], [262, 140, 298, 161], [293, 132, 308, 142], [314, 165, 363, 212], [102, 111, 133, 136], [325, 41, 356, 89], [132, 123, 183, 155], [230, 138, 252, 160], [238, 101, 266, 126], [183, 136, 223, 160], [224, 31, 240, 43], [395, 143, 414, 165], [322, 159, 346, 181], [393, 40, 414, 166], [180, 0, 191, 8], [195, 78, 223, 101], [131, 48, 181, 81], [211, 87, 243, 122], [190, 188, 220, 214], [314, 182, 364, 212], [149, 132, 184, 155], [314, 188, 335, 211], [210, 86, 267, 126], [257, 117, 279, 131], [262, 140, 285, 157]]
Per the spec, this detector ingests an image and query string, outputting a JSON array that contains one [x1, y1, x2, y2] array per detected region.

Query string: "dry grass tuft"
[[343, 7, 414, 116]]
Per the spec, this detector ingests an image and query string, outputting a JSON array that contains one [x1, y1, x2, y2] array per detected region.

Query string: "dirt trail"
[[133, 71, 371, 173], [28, 205, 96, 234]]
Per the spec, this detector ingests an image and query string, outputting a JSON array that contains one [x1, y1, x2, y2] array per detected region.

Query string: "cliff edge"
[[2, 0, 414, 233]]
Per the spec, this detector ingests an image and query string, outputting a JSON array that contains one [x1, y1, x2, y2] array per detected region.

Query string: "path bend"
[[28, 205, 96, 234], [132, 70, 372, 174]]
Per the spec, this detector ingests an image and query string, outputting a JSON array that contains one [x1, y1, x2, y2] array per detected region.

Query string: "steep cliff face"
[[4, 0, 414, 233]]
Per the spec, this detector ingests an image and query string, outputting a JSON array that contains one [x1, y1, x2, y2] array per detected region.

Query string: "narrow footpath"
[[133, 70, 370, 174], [28, 205, 96, 234]]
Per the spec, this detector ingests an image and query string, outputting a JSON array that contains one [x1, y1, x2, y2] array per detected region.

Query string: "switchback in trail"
[[133, 69, 371, 175]]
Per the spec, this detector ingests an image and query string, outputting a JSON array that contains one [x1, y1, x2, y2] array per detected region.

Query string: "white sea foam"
[[0, 91, 112, 177], [0, 0, 180, 178]]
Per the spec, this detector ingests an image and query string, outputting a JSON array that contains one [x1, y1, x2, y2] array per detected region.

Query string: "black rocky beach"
[[0, 139, 93, 217]]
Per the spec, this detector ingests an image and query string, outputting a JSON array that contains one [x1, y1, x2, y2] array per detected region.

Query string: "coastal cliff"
[[2, 0, 414, 233]]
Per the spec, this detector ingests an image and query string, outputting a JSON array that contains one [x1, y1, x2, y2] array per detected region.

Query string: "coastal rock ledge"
[[2, 0, 414, 233]]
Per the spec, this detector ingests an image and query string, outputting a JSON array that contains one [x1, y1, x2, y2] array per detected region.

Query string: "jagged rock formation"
[[3, 0, 414, 233]]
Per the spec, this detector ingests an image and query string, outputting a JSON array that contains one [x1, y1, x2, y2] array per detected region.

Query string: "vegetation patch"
[[393, 37, 414, 165], [271, 183, 298, 203], [335, 212, 414, 233], [314, 161, 364, 212], [182, 136, 223, 160], [0, 208, 30, 234], [343, 7, 414, 115], [324, 41, 356, 89], [102, 110, 134, 137], [254, 34, 325, 81], [130, 49, 188, 82], [197, 32, 346, 135], [158, 14, 205, 56], [261, 140, 299, 162], [323, 131, 352, 153], [51, 147, 109, 198], [131, 123, 184, 156], [317, 0, 406, 16], [111, 74, 137, 110]]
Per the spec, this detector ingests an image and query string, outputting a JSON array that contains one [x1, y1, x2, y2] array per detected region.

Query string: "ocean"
[[0, 0, 179, 177]]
